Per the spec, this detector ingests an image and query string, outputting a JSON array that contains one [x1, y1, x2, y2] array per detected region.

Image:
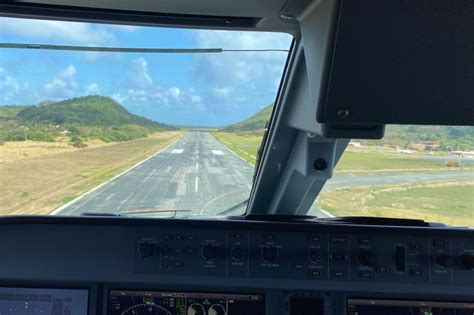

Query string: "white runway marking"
[[171, 149, 184, 154], [194, 177, 199, 192], [195, 162, 199, 170], [212, 150, 224, 155]]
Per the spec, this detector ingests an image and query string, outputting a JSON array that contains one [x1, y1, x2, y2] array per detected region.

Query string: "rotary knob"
[[357, 250, 377, 267], [202, 244, 218, 261], [137, 242, 155, 259], [308, 250, 324, 263], [261, 246, 279, 263], [434, 255, 453, 268], [231, 247, 244, 261]]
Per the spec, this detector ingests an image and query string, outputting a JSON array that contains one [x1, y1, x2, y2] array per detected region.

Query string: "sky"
[[0, 17, 292, 126]]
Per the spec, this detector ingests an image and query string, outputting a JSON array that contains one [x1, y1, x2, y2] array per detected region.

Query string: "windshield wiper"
[[81, 209, 192, 218]]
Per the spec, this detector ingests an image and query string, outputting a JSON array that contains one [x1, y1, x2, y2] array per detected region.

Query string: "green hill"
[[0, 96, 174, 145], [0, 105, 31, 119], [221, 104, 273, 132], [18, 96, 163, 127]]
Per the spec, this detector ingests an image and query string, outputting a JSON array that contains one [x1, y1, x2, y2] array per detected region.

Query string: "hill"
[[220, 104, 273, 132], [18, 95, 163, 127], [0, 105, 32, 119], [220, 104, 473, 150], [0, 96, 174, 145]]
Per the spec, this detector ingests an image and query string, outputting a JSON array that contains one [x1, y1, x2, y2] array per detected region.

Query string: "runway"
[[55, 131, 254, 216]]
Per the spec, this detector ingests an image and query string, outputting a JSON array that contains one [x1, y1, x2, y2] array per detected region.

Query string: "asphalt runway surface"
[[55, 131, 473, 217], [55, 131, 254, 216]]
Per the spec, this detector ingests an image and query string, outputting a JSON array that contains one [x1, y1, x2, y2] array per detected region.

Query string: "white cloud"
[[84, 83, 101, 95], [0, 17, 119, 45], [129, 57, 153, 89], [112, 93, 128, 103], [43, 65, 79, 100], [0, 67, 22, 102], [169, 87, 181, 98], [191, 30, 292, 105]]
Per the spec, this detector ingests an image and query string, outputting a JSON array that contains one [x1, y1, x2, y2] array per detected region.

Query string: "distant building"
[[421, 141, 440, 151]]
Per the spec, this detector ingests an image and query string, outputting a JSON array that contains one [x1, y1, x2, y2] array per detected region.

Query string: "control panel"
[[135, 227, 474, 286]]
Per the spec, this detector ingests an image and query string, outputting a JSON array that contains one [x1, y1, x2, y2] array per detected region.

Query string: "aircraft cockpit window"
[[0, 17, 292, 217]]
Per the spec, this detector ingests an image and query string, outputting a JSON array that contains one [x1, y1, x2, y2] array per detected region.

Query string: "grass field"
[[315, 180, 474, 226], [213, 132, 261, 164], [212, 132, 474, 173], [0, 131, 182, 215]]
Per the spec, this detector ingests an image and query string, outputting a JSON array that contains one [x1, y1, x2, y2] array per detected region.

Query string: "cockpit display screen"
[[108, 290, 265, 315], [0, 287, 89, 315], [347, 298, 474, 315]]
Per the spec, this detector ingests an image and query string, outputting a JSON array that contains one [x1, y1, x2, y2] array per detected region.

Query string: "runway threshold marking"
[[212, 150, 224, 155], [171, 149, 184, 154]]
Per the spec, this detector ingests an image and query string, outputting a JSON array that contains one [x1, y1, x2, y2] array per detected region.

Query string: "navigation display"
[[347, 299, 474, 315], [0, 287, 88, 315], [108, 290, 264, 315]]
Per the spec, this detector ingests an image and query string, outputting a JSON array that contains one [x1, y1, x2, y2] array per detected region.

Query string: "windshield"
[[0, 17, 291, 217], [1, 18, 472, 226]]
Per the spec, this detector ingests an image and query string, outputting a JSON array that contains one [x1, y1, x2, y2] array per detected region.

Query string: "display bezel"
[[0, 283, 93, 315], [105, 287, 265, 315]]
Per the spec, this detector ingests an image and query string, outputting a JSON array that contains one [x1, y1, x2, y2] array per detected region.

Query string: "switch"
[[395, 245, 406, 272]]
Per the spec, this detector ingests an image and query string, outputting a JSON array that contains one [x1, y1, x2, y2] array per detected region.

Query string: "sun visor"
[[317, 0, 473, 132]]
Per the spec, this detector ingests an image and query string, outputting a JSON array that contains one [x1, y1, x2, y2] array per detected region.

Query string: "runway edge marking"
[[50, 135, 183, 215]]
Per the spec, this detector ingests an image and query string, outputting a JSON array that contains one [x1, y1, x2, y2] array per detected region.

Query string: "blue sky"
[[0, 17, 292, 126]]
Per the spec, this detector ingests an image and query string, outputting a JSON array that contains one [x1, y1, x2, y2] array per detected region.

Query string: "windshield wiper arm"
[[81, 209, 192, 218]]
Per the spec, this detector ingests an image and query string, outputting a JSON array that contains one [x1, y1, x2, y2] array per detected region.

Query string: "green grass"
[[213, 132, 474, 173], [335, 150, 474, 173], [316, 180, 474, 226], [212, 132, 261, 164]]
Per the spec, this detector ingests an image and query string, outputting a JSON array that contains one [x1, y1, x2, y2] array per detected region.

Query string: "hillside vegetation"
[[220, 104, 273, 132], [0, 96, 173, 146], [220, 104, 474, 150]]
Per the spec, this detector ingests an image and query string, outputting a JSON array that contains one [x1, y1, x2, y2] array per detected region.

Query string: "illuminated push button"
[[261, 246, 279, 263], [137, 242, 155, 259], [202, 244, 218, 261]]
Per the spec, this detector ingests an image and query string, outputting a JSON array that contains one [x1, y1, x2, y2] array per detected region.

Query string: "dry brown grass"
[[0, 137, 113, 163], [0, 131, 183, 215]]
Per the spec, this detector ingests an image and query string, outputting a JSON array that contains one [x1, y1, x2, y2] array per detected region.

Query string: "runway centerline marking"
[[194, 177, 199, 192], [195, 162, 199, 170]]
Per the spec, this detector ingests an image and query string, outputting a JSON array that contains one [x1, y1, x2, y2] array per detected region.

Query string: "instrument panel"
[[0, 216, 472, 315], [107, 290, 264, 315]]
